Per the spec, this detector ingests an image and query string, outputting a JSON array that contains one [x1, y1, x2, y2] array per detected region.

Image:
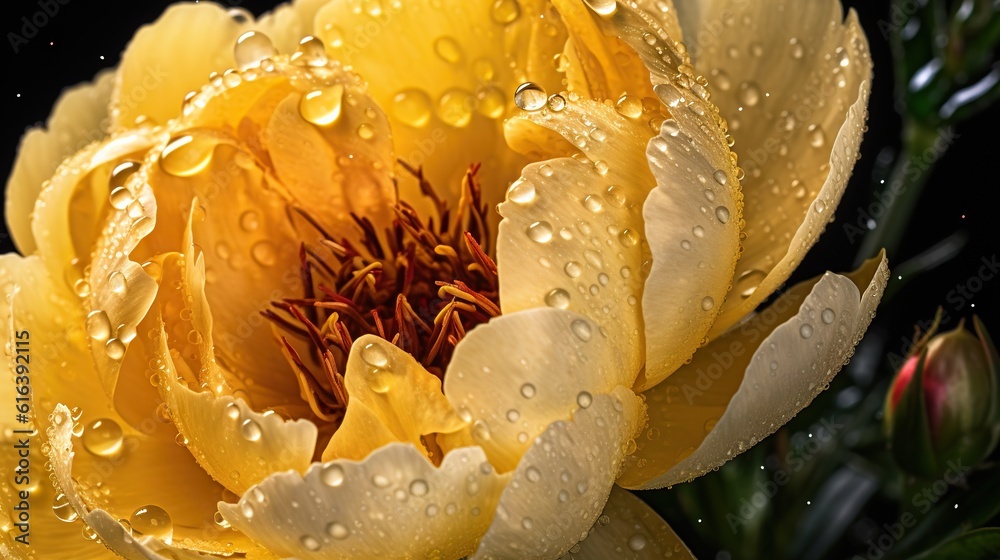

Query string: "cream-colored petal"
[[0, 254, 251, 555], [315, 0, 529, 211], [112, 3, 247, 130], [561, 487, 694, 559], [42, 404, 230, 560], [620, 253, 888, 489], [444, 308, 625, 473], [5, 70, 114, 255], [152, 324, 318, 495], [499, 100, 659, 381], [220, 443, 509, 559], [322, 336, 466, 462], [669, 1, 873, 337], [471, 387, 645, 559], [574, 3, 745, 391]]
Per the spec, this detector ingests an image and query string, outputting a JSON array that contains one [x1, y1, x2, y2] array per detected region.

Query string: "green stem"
[[855, 122, 951, 267]]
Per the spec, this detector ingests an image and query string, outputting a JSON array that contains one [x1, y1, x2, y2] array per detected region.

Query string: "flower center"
[[265, 163, 500, 421]]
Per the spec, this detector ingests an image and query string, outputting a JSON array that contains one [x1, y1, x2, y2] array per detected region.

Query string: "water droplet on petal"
[[235, 31, 277, 71], [821, 308, 836, 324], [83, 418, 124, 457], [161, 134, 217, 177], [506, 177, 536, 204], [327, 522, 349, 540], [53, 493, 78, 522], [300, 85, 345, 126], [799, 324, 814, 339], [392, 88, 432, 128], [361, 343, 389, 368], [545, 288, 570, 309], [130, 505, 173, 542], [241, 418, 262, 442], [526, 221, 553, 243], [490, 0, 521, 24], [514, 82, 547, 111], [321, 464, 345, 487], [583, 0, 617, 16]]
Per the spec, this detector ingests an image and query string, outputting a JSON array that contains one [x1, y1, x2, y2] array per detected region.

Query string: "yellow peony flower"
[[0, 0, 888, 558]]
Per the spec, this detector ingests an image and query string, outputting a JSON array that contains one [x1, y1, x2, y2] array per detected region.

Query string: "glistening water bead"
[[514, 82, 547, 111]]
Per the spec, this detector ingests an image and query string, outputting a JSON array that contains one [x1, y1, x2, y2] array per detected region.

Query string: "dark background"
[[1, 0, 999, 558]]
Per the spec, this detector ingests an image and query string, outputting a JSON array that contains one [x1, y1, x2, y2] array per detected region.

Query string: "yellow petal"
[[0, 426, 116, 558], [30, 129, 157, 304], [323, 336, 466, 462], [585, 3, 744, 390], [444, 308, 627, 473], [315, 0, 529, 210], [563, 487, 694, 559], [470, 387, 645, 559], [152, 323, 318, 495], [671, 1, 873, 338], [0, 255, 250, 555], [133, 135, 308, 416], [499, 100, 657, 381], [42, 404, 239, 559], [5, 70, 114, 255], [619, 252, 888, 489], [550, 0, 658, 101], [112, 3, 247, 129], [220, 443, 509, 559]]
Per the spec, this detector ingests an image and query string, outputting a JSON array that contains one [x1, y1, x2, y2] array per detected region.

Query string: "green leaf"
[[912, 528, 1000, 560], [891, 464, 1000, 558]]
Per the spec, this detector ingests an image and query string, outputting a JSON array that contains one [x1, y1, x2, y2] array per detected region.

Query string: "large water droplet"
[[738, 81, 761, 107], [83, 418, 124, 457], [583, 0, 617, 16], [300, 535, 321, 551], [392, 89, 432, 128], [327, 521, 349, 540], [491, 0, 521, 24], [571, 320, 593, 341], [361, 343, 389, 368], [160, 134, 217, 177], [130, 505, 173, 542], [241, 418, 262, 442], [615, 94, 643, 118], [506, 177, 536, 204], [86, 310, 112, 341], [53, 493, 78, 522], [433, 36, 463, 63], [234, 31, 277, 71], [526, 221, 553, 243], [293, 35, 328, 67], [514, 82, 547, 111], [799, 324, 814, 339], [438, 88, 474, 127], [807, 124, 826, 148], [299, 85, 345, 126], [821, 308, 836, 324], [545, 288, 571, 309], [321, 463, 345, 487]]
